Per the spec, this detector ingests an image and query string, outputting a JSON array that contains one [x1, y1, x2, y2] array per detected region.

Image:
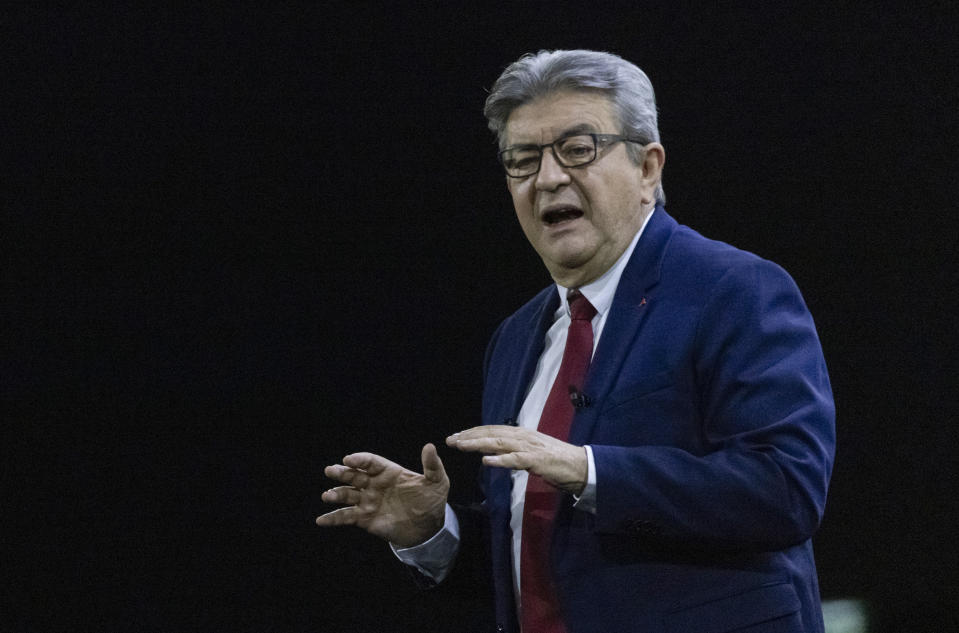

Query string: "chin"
[[552, 247, 594, 270]]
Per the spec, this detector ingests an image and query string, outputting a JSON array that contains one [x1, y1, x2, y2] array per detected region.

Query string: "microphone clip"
[[568, 386, 592, 409]]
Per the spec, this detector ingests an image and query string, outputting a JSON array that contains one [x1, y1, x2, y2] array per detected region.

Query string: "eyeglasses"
[[498, 133, 644, 178]]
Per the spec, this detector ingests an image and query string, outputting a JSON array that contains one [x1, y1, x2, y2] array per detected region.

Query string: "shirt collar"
[[555, 207, 656, 319]]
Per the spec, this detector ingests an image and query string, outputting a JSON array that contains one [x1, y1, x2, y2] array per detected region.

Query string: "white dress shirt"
[[394, 209, 655, 600]]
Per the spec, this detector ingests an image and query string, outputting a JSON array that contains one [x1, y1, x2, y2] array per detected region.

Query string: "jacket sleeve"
[[590, 260, 835, 551]]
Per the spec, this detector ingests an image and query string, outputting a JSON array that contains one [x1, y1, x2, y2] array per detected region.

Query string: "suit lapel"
[[483, 288, 559, 521], [568, 207, 677, 446], [499, 289, 561, 424]]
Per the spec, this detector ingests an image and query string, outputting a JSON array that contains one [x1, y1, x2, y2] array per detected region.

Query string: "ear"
[[639, 143, 665, 204]]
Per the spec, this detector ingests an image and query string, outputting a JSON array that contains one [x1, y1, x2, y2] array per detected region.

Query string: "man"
[[317, 50, 835, 633]]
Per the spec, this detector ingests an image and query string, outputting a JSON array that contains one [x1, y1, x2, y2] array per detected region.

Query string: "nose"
[[534, 147, 571, 191]]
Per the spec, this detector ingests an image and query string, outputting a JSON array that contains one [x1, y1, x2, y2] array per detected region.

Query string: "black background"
[[6, 2, 958, 631]]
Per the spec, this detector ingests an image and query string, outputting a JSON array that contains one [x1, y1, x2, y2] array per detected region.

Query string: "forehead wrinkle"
[[505, 122, 607, 150], [503, 92, 616, 148], [556, 122, 602, 139], [506, 125, 597, 150]]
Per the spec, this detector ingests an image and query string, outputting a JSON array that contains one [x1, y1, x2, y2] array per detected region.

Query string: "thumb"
[[421, 443, 447, 484]]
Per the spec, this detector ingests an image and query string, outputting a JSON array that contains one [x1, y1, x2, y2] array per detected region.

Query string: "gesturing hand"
[[316, 443, 450, 548], [446, 425, 588, 495]]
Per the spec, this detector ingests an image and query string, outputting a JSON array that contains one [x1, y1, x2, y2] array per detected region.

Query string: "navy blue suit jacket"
[[473, 207, 835, 633]]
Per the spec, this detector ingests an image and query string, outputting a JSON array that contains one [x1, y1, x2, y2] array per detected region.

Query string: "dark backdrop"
[[6, 3, 958, 632]]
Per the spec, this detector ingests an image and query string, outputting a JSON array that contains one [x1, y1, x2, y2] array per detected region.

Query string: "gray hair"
[[484, 49, 665, 204]]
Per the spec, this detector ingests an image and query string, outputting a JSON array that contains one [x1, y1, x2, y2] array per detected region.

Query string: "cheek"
[[596, 191, 633, 229], [509, 183, 533, 213]]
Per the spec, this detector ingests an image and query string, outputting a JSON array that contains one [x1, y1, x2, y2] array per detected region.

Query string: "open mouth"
[[542, 206, 584, 225]]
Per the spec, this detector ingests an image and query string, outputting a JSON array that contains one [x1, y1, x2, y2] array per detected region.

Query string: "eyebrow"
[[505, 123, 601, 150], [557, 123, 600, 138]]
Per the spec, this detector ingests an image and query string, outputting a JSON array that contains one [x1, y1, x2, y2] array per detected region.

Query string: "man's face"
[[503, 90, 659, 287]]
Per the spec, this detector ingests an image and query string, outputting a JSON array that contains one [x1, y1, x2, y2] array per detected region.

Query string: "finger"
[[324, 464, 352, 481], [447, 425, 522, 445], [420, 443, 447, 484], [448, 425, 508, 438], [315, 506, 363, 527], [450, 436, 517, 455], [324, 465, 370, 488], [342, 452, 395, 477], [321, 486, 362, 505], [482, 453, 529, 470]]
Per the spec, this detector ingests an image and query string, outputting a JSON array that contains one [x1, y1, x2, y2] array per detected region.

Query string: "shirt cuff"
[[390, 504, 460, 583], [572, 445, 598, 514]]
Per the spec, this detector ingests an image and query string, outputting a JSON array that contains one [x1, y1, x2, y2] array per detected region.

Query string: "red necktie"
[[520, 290, 597, 633]]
